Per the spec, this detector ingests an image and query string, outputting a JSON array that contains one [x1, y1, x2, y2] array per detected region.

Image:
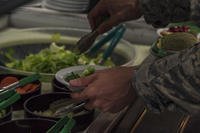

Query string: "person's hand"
[[69, 67, 137, 113], [88, 0, 142, 34]]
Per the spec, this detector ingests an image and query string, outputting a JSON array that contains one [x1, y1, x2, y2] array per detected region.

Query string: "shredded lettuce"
[[5, 43, 114, 73]]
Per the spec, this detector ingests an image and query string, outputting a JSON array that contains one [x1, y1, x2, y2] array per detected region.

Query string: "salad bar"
[[0, 26, 142, 133], [1, 22, 200, 133], [1, 0, 200, 131]]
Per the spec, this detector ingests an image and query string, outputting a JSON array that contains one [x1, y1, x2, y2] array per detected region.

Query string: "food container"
[[0, 118, 56, 132], [53, 65, 106, 92], [24, 92, 94, 132], [0, 106, 12, 124], [0, 27, 136, 81], [0, 74, 41, 110]]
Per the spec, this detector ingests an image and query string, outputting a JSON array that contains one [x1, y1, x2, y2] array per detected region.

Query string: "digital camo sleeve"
[[139, 0, 192, 28], [134, 43, 200, 114]]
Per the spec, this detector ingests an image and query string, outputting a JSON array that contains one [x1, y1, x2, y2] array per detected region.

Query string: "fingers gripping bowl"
[[55, 65, 106, 92]]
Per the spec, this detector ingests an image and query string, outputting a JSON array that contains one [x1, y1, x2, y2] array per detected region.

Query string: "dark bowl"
[[0, 118, 56, 133], [24, 92, 94, 132], [0, 106, 12, 124], [52, 77, 70, 93], [0, 74, 41, 110]]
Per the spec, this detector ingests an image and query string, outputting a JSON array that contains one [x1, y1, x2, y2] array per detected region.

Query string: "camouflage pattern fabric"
[[135, 0, 200, 114]]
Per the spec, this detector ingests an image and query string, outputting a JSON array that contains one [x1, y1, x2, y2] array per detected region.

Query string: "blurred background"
[[1, 1, 194, 133]]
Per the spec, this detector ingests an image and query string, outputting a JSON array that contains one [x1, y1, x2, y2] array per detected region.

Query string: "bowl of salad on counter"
[[24, 92, 94, 132], [53, 65, 106, 92], [0, 74, 41, 110], [0, 118, 56, 133], [0, 107, 12, 124], [0, 28, 135, 81]]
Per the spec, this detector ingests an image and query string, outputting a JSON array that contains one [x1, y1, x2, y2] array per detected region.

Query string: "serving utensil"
[[75, 24, 125, 55], [0, 74, 41, 109], [46, 114, 75, 133], [0, 74, 40, 94], [74, 30, 99, 54], [98, 25, 126, 64], [53, 101, 86, 117]]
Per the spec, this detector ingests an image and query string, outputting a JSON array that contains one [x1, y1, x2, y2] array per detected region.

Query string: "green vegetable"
[[80, 66, 95, 77], [51, 33, 61, 43], [65, 66, 95, 82], [5, 43, 114, 74], [65, 72, 80, 82]]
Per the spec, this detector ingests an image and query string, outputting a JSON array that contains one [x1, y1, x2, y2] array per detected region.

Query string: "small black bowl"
[[52, 77, 70, 93], [24, 92, 94, 132], [0, 106, 12, 124], [0, 74, 41, 110], [0, 118, 56, 133]]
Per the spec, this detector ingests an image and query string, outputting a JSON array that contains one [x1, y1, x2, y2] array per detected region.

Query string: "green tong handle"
[[60, 117, 75, 133], [0, 73, 41, 94], [0, 74, 41, 109], [0, 90, 16, 101], [19, 74, 41, 86], [101, 26, 126, 63], [88, 24, 123, 55], [0, 92, 20, 110], [46, 115, 75, 133]]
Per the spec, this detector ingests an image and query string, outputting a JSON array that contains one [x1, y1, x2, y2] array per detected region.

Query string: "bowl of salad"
[[0, 28, 135, 81]]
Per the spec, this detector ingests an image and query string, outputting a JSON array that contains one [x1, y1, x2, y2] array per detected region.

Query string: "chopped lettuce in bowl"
[[5, 43, 115, 74]]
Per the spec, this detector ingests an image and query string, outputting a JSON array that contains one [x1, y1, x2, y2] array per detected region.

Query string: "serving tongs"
[[75, 24, 126, 64], [0, 74, 40, 109], [47, 102, 86, 133], [53, 101, 86, 117], [52, 25, 126, 122], [47, 114, 75, 133]]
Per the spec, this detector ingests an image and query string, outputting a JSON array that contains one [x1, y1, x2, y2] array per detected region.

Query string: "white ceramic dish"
[[55, 65, 107, 92], [156, 28, 169, 37]]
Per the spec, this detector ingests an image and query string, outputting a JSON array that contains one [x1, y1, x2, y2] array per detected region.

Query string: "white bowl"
[[55, 65, 106, 92]]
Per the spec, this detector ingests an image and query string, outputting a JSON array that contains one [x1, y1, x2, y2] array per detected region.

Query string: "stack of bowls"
[[43, 0, 90, 13]]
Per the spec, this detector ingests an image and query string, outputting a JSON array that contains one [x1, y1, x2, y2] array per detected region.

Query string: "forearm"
[[134, 43, 200, 114], [139, 0, 191, 27]]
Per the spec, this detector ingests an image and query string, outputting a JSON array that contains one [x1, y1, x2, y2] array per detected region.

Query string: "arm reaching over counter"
[[70, 0, 200, 114]]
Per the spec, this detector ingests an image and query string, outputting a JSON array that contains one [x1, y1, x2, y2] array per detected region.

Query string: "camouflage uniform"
[[135, 0, 200, 114]]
